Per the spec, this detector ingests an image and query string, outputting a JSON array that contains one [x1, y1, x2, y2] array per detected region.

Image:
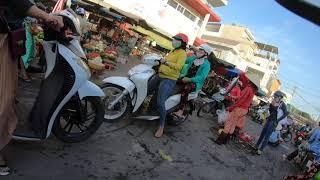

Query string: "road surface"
[[3, 57, 299, 180]]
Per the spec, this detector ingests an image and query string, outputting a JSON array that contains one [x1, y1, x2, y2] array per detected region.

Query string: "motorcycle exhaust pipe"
[[107, 89, 129, 109]]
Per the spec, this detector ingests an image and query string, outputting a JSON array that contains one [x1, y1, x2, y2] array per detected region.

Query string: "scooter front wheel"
[[53, 96, 104, 143], [100, 83, 132, 123]]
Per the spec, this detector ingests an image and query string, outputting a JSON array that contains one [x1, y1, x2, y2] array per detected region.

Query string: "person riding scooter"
[[173, 43, 212, 119], [154, 33, 188, 138]]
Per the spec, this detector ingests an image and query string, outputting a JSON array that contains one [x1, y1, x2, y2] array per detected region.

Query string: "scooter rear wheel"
[[53, 96, 104, 143]]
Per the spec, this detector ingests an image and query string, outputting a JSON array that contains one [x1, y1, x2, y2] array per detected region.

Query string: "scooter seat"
[[169, 85, 198, 100]]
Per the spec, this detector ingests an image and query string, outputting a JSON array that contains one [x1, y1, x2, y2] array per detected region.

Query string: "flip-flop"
[[172, 113, 186, 120], [0, 165, 10, 176]]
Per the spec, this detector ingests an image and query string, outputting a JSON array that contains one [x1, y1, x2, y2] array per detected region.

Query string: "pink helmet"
[[173, 33, 189, 44]]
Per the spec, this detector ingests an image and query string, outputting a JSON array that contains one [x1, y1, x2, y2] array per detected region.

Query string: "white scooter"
[[101, 54, 196, 125], [14, 9, 105, 143]]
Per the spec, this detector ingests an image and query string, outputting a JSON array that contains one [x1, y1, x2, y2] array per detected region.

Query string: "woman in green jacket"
[[174, 44, 213, 118]]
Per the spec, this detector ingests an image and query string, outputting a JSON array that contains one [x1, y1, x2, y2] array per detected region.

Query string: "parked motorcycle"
[[14, 9, 105, 143], [249, 103, 269, 124], [295, 131, 308, 147], [100, 54, 196, 126], [196, 78, 238, 119]]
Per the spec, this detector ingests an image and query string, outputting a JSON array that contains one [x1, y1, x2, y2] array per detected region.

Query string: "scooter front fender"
[[102, 77, 136, 99], [103, 77, 137, 109], [78, 81, 105, 99]]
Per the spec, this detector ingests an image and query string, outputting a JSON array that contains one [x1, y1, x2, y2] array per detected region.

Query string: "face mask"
[[172, 39, 182, 48], [196, 50, 206, 58]]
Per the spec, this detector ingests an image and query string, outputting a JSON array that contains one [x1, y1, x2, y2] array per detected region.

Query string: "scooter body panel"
[[78, 81, 105, 99], [44, 44, 91, 138], [165, 92, 198, 110], [130, 71, 154, 112], [43, 41, 58, 79]]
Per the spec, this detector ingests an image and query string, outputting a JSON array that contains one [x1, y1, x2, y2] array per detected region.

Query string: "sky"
[[213, 0, 320, 117]]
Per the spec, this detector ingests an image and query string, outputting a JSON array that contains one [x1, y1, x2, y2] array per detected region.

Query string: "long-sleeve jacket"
[[179, 55, 211, 92], [228, 85, 255, 111], [0, 0, 34, 33], [159, 49, 187, 80]]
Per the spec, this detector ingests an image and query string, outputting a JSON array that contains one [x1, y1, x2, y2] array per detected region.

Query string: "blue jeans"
[[256, 120, 276, 151], [157, 78, 176, 127]]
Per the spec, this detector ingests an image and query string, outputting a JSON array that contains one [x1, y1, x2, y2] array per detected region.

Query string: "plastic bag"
[[217, 109, 228, 125]]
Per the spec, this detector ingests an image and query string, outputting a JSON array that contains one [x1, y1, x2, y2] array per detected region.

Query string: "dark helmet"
[[274, 90, 286, 98]]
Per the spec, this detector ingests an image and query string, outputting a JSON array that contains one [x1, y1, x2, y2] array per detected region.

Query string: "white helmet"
[[199, 43, 213, 55], [53, 8, 81, 36], [76, 7, 86, 16]]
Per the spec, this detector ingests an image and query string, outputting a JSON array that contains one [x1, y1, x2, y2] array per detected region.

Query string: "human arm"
[[179, 56, 194, 78], [188, 61, 211, 83], [26, 5, 63, 31], [164, 52, 187, 71], [229, 87, 241, 101], [277, 103, 289, 121], [309, 131, 316, 144], [6, 0, 34, 17], [226, 87, 251, 111]]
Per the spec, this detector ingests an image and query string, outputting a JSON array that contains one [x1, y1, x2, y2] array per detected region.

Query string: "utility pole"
[[292, 86, 297, 100], [291, 86, 298, 115]]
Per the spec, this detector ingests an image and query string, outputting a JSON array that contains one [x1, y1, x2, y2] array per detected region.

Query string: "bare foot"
[[154, 127, 164, 138]]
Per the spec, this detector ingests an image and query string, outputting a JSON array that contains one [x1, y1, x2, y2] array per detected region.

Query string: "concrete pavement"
[[2, 57, 299, 180]]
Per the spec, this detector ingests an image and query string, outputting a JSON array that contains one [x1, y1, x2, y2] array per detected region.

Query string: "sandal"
[[0, 165, 10, 176], [172, 113, 186, 120]]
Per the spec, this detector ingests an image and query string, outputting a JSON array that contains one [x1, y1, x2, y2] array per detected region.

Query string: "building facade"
[[202, 23, 281, 93], [96, 0, 225, 45]]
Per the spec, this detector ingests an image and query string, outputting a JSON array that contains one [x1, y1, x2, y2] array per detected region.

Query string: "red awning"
[[184, 0, 221, 22], [193, 37, 206, 46]]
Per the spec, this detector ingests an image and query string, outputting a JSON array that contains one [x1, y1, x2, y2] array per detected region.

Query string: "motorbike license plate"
[[298, 137, 302, 140]]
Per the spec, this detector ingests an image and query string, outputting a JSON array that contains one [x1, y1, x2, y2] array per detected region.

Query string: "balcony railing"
[[254, 53, 279, 62]]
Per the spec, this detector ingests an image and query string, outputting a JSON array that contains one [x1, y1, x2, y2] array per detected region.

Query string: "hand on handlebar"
[[182, 77, 190, 83], [45, 14, 64, 31]]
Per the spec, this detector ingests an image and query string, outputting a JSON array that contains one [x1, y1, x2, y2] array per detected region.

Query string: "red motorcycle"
[[295, 131, 307, 147]]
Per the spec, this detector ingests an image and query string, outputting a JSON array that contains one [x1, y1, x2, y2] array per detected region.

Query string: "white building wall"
[[104, 0, 203, 44]]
